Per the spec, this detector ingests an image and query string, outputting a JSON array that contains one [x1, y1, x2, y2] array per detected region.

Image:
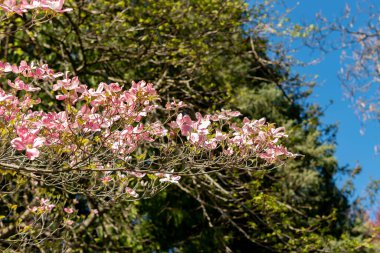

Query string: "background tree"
[[300, 0, 380, 123]]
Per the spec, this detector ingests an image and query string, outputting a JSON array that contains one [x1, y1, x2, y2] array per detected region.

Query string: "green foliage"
[[1, 0, 250, 110]]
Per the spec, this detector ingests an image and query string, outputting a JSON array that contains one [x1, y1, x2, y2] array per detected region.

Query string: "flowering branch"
[[0, 2, 296, 250]]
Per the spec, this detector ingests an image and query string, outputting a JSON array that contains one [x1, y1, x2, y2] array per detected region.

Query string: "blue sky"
[[251, 0, 380, 210], [285, 0, 380, 209]]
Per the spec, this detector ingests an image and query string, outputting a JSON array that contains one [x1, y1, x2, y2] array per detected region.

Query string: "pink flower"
[[259, 145, 293, 163], [22, 0, 72, 12], [8, 78, 40, 92], [189, 132, 200, 143], [11, 127, 45, 160], [64, 207, 74, 214], [159, 173, 181, 184], [107, 83, 122, 93], [128, 171, 146, 178], [0, 0, 25, 15], [165, 100, 186, 110], [270, 127, 288, 143], [215, 130, 227, 141], [86, 84, 105, 98], [204, 140, 217, 150], [223, 147, 234, 156], [175, 113, 193, 136], [55, 94, 67, 100], [194, 112, 210, 130], [1, 0, 72, 15], [101, 176, 112, 184], [125, 187, 139, 198], [223, 110, 241, 117], [132, 123, 144, 134], [82, 118, 101, 132], [150, 122, 168, 137], [0, 88, 15, 101], [46, 204, 55, 211], [65, 219, 74, 226], [39, 198, 55, 212], [53, 75, 80, 91]]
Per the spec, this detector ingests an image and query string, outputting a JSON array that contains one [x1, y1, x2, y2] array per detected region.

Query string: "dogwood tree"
[[0, 1, 296, 250]]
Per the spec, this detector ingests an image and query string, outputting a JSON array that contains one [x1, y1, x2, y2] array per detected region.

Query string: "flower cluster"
[[0, 0, 72, 16], [28, 198, 55, 213], [0, 61, 295, 200], [11, 127, 45, 160], [169, 112, 293, 163], [0, 62, 160, 160]]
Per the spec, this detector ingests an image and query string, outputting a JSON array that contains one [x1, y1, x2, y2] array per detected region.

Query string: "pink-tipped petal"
[[11, 138, 25, 150], [26, 148, 40, 160]]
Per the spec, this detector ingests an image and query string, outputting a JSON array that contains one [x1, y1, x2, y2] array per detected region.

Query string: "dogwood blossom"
[[0, 0, 72, 15], [11, 127, 45, 160]]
